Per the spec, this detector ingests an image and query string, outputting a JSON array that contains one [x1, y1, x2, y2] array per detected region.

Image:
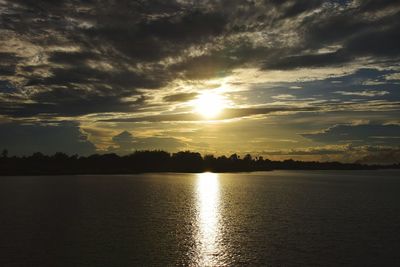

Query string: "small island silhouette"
[[0, 149, 398, 175]]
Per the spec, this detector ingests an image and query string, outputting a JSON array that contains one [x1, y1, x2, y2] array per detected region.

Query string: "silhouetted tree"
[[229, 154, 239, 161], [1, 149, 8, 158], [0, 149, 395, 175], [243, 154, 252, 161], [171, 151, 203, 171], [31, 152, 45, 160], [54, 152, 69, 161]]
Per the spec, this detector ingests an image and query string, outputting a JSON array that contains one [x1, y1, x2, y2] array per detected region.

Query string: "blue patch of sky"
[[0, 80, 16, 94], [250, 68, 400, 104]]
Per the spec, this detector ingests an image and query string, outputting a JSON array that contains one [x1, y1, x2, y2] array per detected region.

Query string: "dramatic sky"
[[0, 0, 399, 163]]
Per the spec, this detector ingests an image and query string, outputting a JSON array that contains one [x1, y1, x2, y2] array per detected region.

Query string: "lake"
[[0, 170, 399, 266]]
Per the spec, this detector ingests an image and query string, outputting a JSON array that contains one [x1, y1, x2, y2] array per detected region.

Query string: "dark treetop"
[[0, 150, 398, 175]]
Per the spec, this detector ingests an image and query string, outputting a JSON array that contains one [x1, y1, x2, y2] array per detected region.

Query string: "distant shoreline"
[[1, 150, 398, 176], [2, 169, 400, 177]]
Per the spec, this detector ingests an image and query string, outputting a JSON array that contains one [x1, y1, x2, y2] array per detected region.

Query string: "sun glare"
[[194, 92, 226, 119], [195, 172, 222, 265]]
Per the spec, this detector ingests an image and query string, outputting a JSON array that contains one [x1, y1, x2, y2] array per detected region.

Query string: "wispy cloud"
[[99, 106, 317, 123], [334, 90, 389, 97]]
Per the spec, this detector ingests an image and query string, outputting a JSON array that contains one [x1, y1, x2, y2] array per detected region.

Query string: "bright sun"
[[194, 92, 226, 119]]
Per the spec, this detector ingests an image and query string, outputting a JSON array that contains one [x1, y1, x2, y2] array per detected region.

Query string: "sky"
[[0, 0, 399, 163]]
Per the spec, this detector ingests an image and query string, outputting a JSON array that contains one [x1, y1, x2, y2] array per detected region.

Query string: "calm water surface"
[[0, 170, 399, 266]]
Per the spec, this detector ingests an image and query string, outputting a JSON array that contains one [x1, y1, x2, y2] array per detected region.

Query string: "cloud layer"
[[0, 121, 96, 156], [0, 0, 399, 161]]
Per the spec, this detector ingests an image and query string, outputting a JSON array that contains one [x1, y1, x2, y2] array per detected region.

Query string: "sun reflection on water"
[[194, 172, 223, 266]]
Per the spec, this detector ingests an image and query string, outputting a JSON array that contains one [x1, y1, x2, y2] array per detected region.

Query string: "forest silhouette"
[[0, 149, 398, 175]]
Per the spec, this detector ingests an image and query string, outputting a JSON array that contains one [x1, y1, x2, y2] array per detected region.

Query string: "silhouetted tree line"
[[0, 149, 398, 175]]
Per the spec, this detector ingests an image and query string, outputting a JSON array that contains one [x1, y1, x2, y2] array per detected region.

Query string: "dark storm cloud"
[[0, 80, 16, 93], [262, 0, 326, 19], [1, 0, 400, 119], [263, 50, 351, 70], [358, 0, 400, 12], [0, 52, 21, 76], [48, 51, 100, 66], [84, 9, 227, 62], [0, 0, 232, 117], [302, 124, 400, 145], [346, 23, 400, 57], [0, 121, 96, 156], [263, 1, 400, 70], [0, 89, 146, 117], [26, 65, 164, 89]]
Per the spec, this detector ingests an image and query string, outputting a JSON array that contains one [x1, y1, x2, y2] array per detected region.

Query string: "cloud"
[[0, 87, 146, 117], [263, 147, 348, 156], [100, 106, 317, 122], [271, 94, 296, 100], [261, 144, 400, 164], [263, 50, 351, 70], [385, 72, 400, 80], [48, 51, 100, 66], [108, 130, 186, 154], [262, 1, 400, 70], [356, 148, 400, 165], [302, 123, 400, 145], [334, 90, 389, 97], [112, 131, 134, 148], [0, 0, 399, 120], [0, 0, 399, 160], [0, 52, 21, 76], [171, 53, 238, 80], [88, 9, 228, 62], [163, 92, 198, 102], [0, 121, 97, 156]]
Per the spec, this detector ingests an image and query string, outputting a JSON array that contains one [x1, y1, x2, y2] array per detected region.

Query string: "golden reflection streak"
[[194, 172, 222, 266]]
